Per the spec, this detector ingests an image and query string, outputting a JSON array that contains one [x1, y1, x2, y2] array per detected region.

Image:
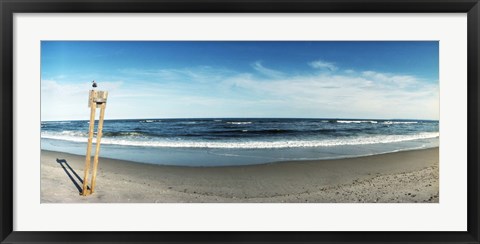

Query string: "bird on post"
[[92, 80, 97, 88]]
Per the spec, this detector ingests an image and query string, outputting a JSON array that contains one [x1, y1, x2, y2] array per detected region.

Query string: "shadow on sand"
[[56, 158, 88, 193]]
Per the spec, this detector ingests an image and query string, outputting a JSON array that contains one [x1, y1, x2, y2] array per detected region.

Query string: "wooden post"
[[90, 102, 106, 193], [81, 97, 96, 196], [82, 89, 108, 196]]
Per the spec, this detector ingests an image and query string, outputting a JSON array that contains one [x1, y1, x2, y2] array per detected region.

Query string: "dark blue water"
[[41, 118, 439, 166]]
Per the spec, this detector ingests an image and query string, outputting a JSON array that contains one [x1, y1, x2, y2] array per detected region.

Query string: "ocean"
[[41, 118, 439, 166]]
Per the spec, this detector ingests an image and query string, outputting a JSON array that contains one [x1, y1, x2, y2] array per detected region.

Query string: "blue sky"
[[41, 41, 439, 121]]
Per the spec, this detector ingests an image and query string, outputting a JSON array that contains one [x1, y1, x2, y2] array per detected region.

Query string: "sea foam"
[[41, 131, 439, 149]]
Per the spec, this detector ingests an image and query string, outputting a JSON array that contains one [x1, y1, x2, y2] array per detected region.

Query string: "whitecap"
[[337, 120, 377, 124], [226, 122, 252, 125]]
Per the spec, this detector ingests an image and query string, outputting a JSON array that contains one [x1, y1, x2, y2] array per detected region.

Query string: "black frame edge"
[[1, 0, 479, 243], [467, 1, 480, 243], [1, 0, 14, 243], [0, 0, 478, 13]]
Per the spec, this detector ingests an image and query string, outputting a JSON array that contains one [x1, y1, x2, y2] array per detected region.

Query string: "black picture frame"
[[1, 0, 479, 243]]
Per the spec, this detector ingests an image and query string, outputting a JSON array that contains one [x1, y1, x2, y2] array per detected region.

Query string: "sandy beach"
[[41, 147, 439, 203]]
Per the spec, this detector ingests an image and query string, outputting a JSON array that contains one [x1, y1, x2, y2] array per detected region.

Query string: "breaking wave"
[[41, 132, 439, 149]]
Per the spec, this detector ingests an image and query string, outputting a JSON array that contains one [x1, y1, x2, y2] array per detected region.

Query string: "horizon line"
[[41, 117, 440, 122]]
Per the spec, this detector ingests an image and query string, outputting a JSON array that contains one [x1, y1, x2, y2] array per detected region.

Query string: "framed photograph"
[[1, 0, 479, 243]]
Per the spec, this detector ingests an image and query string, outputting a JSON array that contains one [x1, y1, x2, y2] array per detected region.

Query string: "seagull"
[[92, 80, 97, 88]]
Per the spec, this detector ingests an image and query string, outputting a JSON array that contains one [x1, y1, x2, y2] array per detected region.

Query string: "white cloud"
[[222, 70, 439, 120], [361, 71, 420, 88], [251, 61, 284, 78], [308, 60, 338, 71], [119, 66, 232, 84], [41, 80, 124, 121], [42, 65, 439, 121]]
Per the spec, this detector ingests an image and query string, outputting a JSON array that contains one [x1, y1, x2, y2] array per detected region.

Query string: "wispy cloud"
[[41, 80, 124, 120], [41, 80, 123, 96], [41, 62, 439, 120], [361, 71, 419, 89], [221, 66, 438, 119], [308, 59, 337, 71], [251, 61, 284, 78], [119, 66, 233, 84]]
